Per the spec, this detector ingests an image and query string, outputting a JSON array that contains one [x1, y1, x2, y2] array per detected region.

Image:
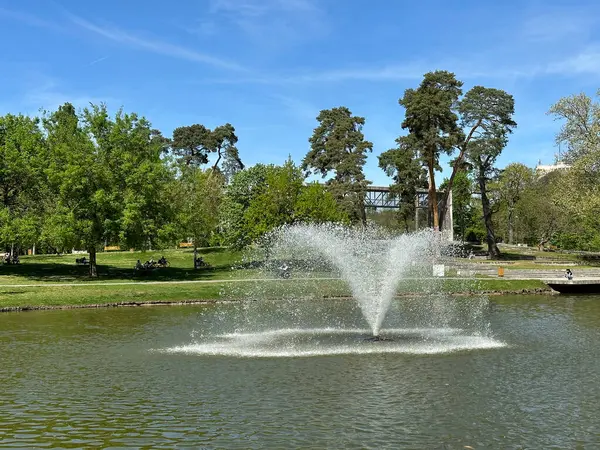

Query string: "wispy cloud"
[[545, 46, 600, 76], [200, 0, 328, 46], [272, 94, 318, 122], [521, 8, 597, 44], [0, 7, 64, 32], [23, 76, 120, 112], [88, 56, 110, 66], [68, 13, 248, 72]]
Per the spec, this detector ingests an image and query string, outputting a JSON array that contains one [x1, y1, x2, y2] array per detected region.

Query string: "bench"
[[104, 246, 121, 252], [178, 242, 194, 248]]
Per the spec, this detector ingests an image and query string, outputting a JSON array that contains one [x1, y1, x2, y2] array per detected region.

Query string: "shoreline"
[[0, 287, 555, 313]]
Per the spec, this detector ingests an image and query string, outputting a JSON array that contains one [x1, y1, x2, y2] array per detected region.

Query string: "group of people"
[[2, 252, 19, 264], [134, 256, 169, 271]]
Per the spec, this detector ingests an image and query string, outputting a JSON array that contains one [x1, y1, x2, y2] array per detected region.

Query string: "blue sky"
[[1, 0, 600, 185]]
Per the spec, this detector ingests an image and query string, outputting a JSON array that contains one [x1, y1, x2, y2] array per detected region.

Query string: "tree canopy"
[[304, 107, 373, 224]]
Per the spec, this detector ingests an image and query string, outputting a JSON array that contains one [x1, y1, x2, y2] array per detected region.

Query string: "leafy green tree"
[[440, 170, 473, 242], [44, 103, 108, 276], [244, 158, 304, 242], [548, 92, 600, 163], [547, 91, 600, 250], [295, 182, 348, 224], [496, 163, 533, 244], [174, 168, 224, 259], [304, 107, 373, 224], [398, 71, 463, 231], [378, 138, 427, 232], [220, 164, 272, 249], [0, 114, 47, 255], [517, 171, 568, 249]]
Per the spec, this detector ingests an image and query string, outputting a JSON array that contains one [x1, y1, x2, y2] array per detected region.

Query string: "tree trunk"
[[89, 246, 98, 277], [193, 245, 198, 270], [427, 160, 439, 231], [508, 207, 514, 245], [479, 174, 500, 259], [32, 243, 36, 255]]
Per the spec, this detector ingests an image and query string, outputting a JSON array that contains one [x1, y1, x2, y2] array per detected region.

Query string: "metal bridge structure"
[[364, 186, 453, 240]]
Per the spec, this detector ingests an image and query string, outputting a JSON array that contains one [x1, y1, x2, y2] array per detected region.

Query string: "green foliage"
[[548, 92, 600, 164], [171, 123, 244, 179], [295, 182, 349, 224], [397, 71, 464, 229], [441, 170, 474, 241], [379, 138, 427, 232], [172, 169, 224, 249], [304, 106, 373, 224], [221, 161, 347, 249]]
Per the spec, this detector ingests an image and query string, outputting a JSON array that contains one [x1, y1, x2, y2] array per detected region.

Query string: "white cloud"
[[0, 7, 64, 32], [202, 0, 327, 46], [545, 46, 600, 76], [521, 9, 596, 44], [20, 76, 120, 113], [272, 94, 318, 122], [68, 13, 247, 72]]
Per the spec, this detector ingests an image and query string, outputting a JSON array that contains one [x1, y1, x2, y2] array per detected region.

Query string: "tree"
[[466, 120, 515, 258], [44, 103, 109, 276], [295, 182, 348, 224], [440, 170, 473, 242], [171, 123, 244, 178], [517, 171, 568, 249], [44, 103, 174, 276], [304, 107, 373, 224], [207, 123, 244, 178], [378, 138, 427, 232], [175, 168, 224, 259], [244, 158, 304, 242], [171, 124, 210, 167], [439, 87, 517, 228], [547, 91, 600, 250], [0, 114, 47, 255], [496, 163, 533, 244], [547, 92, 600, 163], [398, 71, 463, 231], [220, 164, 272, 249], [220, 161, 348, 249]]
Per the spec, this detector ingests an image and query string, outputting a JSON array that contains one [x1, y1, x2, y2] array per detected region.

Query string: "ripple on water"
[[156, 327, 506, 358]]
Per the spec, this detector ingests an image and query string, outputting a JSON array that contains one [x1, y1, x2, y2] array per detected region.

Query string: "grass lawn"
[[0, 276, 551, 310], [0, 247, 247, 285], [0, 246, 555, 310]]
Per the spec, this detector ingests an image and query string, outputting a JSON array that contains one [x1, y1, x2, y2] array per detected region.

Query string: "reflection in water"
[[1, 295, 600, 448]]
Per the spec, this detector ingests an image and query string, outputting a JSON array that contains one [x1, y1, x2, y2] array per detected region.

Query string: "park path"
[[0, 274, 584, 288]]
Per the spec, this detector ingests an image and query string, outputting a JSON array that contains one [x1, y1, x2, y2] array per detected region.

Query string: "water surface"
[[1, 294, 599, 448]]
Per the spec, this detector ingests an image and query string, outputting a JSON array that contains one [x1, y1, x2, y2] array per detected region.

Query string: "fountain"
[[262, 224, 435, 337], [161, 224, 505, 357]]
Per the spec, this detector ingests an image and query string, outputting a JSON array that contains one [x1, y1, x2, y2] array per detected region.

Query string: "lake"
[[1, 294, 599, 448]]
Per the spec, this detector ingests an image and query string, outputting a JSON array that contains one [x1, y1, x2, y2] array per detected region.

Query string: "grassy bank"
[[0, 277, 551, 311], [0, 247, 558, 311]]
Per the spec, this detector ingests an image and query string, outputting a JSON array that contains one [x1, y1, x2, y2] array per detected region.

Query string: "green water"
[[1, 295, 600, 448]]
